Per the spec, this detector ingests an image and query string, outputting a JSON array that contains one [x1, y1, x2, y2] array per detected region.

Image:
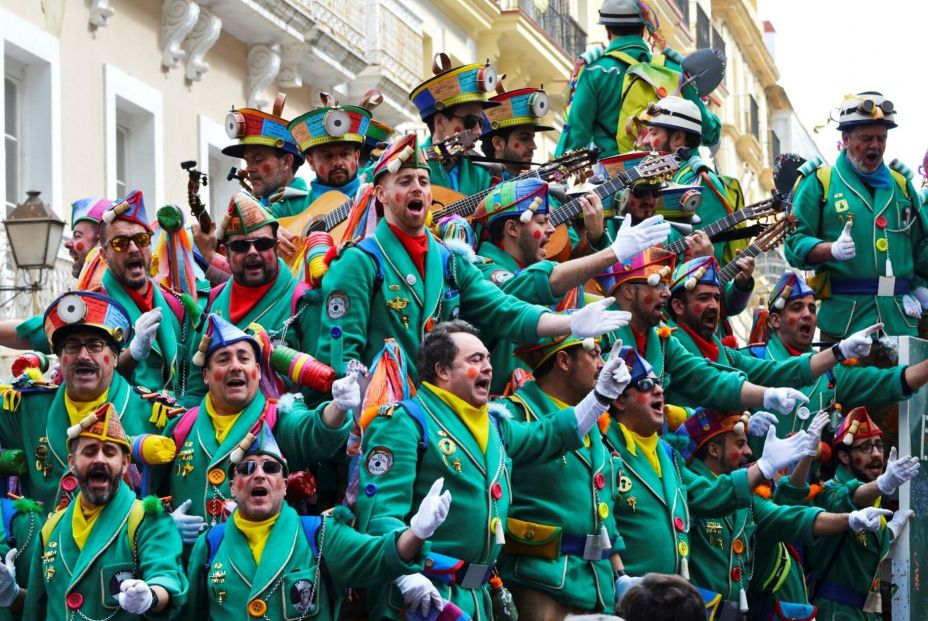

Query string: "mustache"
[[73, 361, 100, 372]]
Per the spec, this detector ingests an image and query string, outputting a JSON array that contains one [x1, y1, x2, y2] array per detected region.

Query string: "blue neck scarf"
[[843, 151, 892, 189], [310, 175, 361, 199]]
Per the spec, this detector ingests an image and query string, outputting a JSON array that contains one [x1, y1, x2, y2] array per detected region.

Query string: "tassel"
[[519, 210, 532, 223], [739, 588, 748, 613], [229, 432, 257, 465], [582, 338, 595, 351], [684, 276, 697, 290], [647, 273, 660, 286], [773, 297, 785, 310], [397, 145, 414, 163], [599, 524, 611, 549], [679, 556, 689, 580], [67, 413, 100, 439], [386, 158, 401, 174], [192, 332, 211, 367], [494, 518, 506, 545], [102, 200, 129, 224], [843, 420, 860, 446], [886, 258, 894, 278]]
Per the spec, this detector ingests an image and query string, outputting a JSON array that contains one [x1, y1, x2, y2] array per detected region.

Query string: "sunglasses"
[[235, 460, 284, 476], [451, 114, 482, 130], [226, 237, 277, 253], [107, 232, 151, 252], [631, 186, 661, 199], [630, 377, 662, 393]]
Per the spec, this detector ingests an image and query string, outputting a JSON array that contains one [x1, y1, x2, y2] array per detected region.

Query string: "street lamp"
[[3, 190, 65, 290]]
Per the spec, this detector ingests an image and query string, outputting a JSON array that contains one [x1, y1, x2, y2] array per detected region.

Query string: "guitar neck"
[[665, 208, 758, 256], [432, 169, 546, 220], [306, 197, 354, 234], [718, 242, 764, 284], [550, 170, 649, 227]]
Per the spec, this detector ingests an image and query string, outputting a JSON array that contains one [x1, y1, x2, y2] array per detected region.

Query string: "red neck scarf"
[[229, 279, 275, 324], [784, 342, 805, 357], [124, 282, 154, 313], [389, 224, 428, 277], [630, 324, 649, 356], [678, 321, 720, 361]]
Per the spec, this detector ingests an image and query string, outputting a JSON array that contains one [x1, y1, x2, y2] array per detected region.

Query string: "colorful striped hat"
[[66, 402, 131, 451], [222, 96, 304, 163], [594, 246, 676, 296], [768, 271, 815, 311], [102, 190, 152, 232], [410, 53, 500, 121], [218, 192, 278, 240], [833, 406, 882, 449], [670, 256, 720, 294], [482, 86, 555, 134], [71, 197, 110, 228], [44, 291, 131, 351], [371, 134, 430, 182], [515, 331, 599, 370], [288, 105, 372, 153], [474, 177, 549, 228]]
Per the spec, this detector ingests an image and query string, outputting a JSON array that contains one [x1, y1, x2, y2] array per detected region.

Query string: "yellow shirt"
[[71, 495, 104, 550], [619, 423, 662, 477], [423, 382, 489, 453], [63, 390, 109, 426], [233, 511, 280, 564], [205, 394, 243, 444]]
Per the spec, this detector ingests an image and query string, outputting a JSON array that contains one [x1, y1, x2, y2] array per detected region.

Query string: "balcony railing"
[[516, 0, 587, 59]]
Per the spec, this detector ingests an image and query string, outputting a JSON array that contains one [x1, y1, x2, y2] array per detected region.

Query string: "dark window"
[[749, 95, 759, 140], [696, 5, 710, 49], [712, 25, 725, 59], [675, 0, 690, 23], [770, 130, 781, 161]]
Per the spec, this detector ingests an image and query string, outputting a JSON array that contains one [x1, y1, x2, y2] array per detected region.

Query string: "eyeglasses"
[[234, 460, 284, 476], [107, 232, 151, 252], [850, 441, 884, 454], [62, 339, 107, 355], [226, 237, 277, 253], [631, 186, 661, 199], [631, 376, 662, 392], [451, 114, 482, 130]]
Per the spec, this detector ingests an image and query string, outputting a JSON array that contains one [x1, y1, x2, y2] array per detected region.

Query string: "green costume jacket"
[[808, 465, 890, 621], [24, 485, 187, 621], [316, 219, 547, 379], [0, 498, 44, 621], [784, 151, 928, 337], [181, 259, 315, 407], [185, 505, 424, 621], [495, 381, 623, 611], [602, 420, 752, 577], [0, 373, 166, 514], [163, 392, 350, 524], [424, 137, 493, 197], [607, 323, 747, 411], [686, 459, 821, 605], [356, 383, 583, 620], [555, 37, 719, 158], [265, 177, 313, 220]]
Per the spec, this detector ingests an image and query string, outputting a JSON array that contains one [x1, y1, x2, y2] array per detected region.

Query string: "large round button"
[[678, 541, 688, 557], [731, 567, 742, 582], [208, 469, 226, 485], [490, 483, 502, 500], [61, 475, 78, 492], [593, 473, 605, 490], [598, 502, 609, 519], [206, 499, 223, 516], [248, 598, 267, 617], [674, 516, 685, 532], [732, 539, 745, 555], [876, 238, 889, 252], [66, 592, 84, 610], [489, 517, 501, 535]]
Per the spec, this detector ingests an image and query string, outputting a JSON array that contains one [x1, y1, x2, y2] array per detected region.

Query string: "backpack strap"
[[299, 515, 322, 558], [0, 499, 15, 547], [159, 288, 185, 325], [127, 499, 145, 557], [748, 344, 768, 360], [604, 50, 638, 66], [171, 406, 200, 449], [204, 522, 227, 571], [355, 238, 386, 283], [399, 399, 430, 457], [291, 281, 311, 316], [206, 282, 228, 315], [40, 508, 67, 548]]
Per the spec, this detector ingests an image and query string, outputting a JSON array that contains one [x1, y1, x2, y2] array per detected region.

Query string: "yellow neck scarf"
[[543, 390, 590, 447], [71, 494, 104, 550], [233, 511, 280, 564], [423, 382, 489, 453], [620, 423, 662, 477], [205, 394, 243, 444], [63, 390, 109, 426]]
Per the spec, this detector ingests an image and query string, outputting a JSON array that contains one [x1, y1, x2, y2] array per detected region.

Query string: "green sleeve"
[[473, 259, 561, 306], [753, 496, 823, 546], [455, 257, 547, 343], [277, 398, 352, 467], [325, 519, 427, 590], [666, 337, 747, 410], [772, 478, 812, 506], [683, 464, 752, 516], [724, 346, 814, 387], [813, 480, 862, 513], [136, 511, 189, 615], [14, 314, 49, 354], [496, 407, 583, 467], [11, 509, 42, 593], [316, 247, 378, 376], [182, 531, 210, 621], [834, 364, 907, 406], [556, 68, 598, 155], [784, 174, 827, 268]]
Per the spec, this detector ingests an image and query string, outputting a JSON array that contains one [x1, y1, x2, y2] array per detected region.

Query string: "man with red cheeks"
[[65, 197, 108, 278], [317, 133, 634, 381]]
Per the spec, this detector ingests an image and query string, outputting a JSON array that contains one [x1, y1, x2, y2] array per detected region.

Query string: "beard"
[[77, 463, 123, 505]]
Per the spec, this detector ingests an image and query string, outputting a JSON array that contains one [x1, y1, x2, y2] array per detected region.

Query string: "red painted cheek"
[[102, 355, 110, 365], [74, 241, 85, 252], [512, 141, 521, 149], [316, 164, 329, 178], [394, 192, 403, 205], [643, 295, 654, 305], [853, 456, 864, 467], [251, 369, 258, 379], [728, 452, 741, 464], [260, 163, 273, 175], [787, 317, 797, 326], [212, 371, 223, 382], [466, 366, 479, 380], [532, 230, 542, 240], [635, 394, 649, 404]]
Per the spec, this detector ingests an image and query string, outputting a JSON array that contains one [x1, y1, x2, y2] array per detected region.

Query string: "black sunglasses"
[[452, 114, 482, 130], [235, 460, 284, 476], [226, 237, 277, 253], [631, 186, 661, 199], [630, 377, 662, 393]]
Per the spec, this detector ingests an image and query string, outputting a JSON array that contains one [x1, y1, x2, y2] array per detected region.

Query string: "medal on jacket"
[[42, 543, 57, 582], [35, 436, 51, 477]]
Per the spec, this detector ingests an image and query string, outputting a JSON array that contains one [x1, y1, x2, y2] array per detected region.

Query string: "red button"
[[67, 593, 84, 609], [731, 567, 742, 582], [594, 473, 605, 490], [491, 483, 502, 500], [61, 475, 78, 492], [207, 499, 223, 516], [611, 451, 619, 457], [674, 516, 685, 532], [876, 216, 887, 229]]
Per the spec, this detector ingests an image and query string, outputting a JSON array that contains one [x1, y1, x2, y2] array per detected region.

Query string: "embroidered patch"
[[366, 447, 393, 476], [326, 292, 349, 319], [490, 270, 514, 285]]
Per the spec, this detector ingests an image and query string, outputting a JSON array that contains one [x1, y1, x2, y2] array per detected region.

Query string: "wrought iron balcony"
[[514, 0, 587, 59]]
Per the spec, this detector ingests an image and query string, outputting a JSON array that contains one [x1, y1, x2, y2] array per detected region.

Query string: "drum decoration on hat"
[[656, 183, 702, 220], [43, 291, 132, 351], [288, 96, 372, 155], [482, 85, 555, 134], [410, 53, 501, 121], [222, 93, 304, 164]]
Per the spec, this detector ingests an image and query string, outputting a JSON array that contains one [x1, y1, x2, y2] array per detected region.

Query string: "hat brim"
[[837, 120, 897, 131], [221, 143, 306, 164]]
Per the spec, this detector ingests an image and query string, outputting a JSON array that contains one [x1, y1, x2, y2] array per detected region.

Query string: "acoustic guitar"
[[718, 213, 796, 285]]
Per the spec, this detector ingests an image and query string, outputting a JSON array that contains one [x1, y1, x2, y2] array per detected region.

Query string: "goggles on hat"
[[645, 103, 702, 127], [235, 460, 284, 476], [845, 98, 895, 117], [226, 237, 277, 253], [108, 232, 152, 252]]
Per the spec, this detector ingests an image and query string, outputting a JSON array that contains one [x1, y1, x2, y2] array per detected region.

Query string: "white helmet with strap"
[[643, 96, 702, 136], [836, 92, 897, 130]]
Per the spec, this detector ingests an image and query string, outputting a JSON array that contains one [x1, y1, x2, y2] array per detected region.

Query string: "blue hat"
[[71, 197, 110, 228], [474, 177, 549, 228], [44, 291, 132, 351], [192, 314, 261, 367], [619, 345, 653, 385], [102, 190, 152, 232], [229, 421, 289, 475], [670, 256, 720, 295], [768, 271, 815, 311]]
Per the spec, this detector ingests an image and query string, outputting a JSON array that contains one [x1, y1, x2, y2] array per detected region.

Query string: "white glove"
[[117, 578, 154, 614], [762, 387, 809, 415], [409, 478, 451, 539], [747, 411, 778, 437], [848, 507, 892, 533], [575, 342, 631, 437], [614, 574, 642, 606], [903, 294, 923, 318], [569, 297, 631, 338], [830, 220, 856, 260], [0, 549, 18, 608], [394, 573, 443, 617], [610, 215, 671, 263], [914, 287, 928, 311], [887, 508, 915, 540], [129, 307, 162, 361], [837, 323, 882, 360], [801, 410, 830, 457], [877, 447, 921, 495], [331, 371, 361, 411], [756, 427, 807, 479], [171, 498, 207, 545]]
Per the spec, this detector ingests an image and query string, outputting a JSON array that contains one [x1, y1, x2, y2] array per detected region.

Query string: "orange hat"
[[66, 402, 131, 451], [833, 406, 882, 449]]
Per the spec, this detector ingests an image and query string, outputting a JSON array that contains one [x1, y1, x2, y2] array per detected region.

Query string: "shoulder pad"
[[141, 495, 165, 516], [797, 156, 825, 178], [686, 154, 710, 173], [12, 497, 42, 514], [324, 505, 356, 525], [889, 158, 914, 181]]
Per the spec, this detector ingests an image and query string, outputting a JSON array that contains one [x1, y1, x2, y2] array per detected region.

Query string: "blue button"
[[365, 484, 377, 496], [330, 326, 342, 338]]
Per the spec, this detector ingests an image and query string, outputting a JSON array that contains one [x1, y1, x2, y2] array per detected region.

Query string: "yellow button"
[[678, 541, 688, 557], [732, 539, 744, 555], [876, 238, 889, 252], [598, 502, 609, 519], [248, 598, 267, 617], [583, 435, 591, 448], [489, 517, 500, 534], [208, 469, 226, 485]]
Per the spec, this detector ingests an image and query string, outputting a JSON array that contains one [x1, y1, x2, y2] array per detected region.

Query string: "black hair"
[[417, 320, 481, 383], [618, 573, 705, 621], [480, 127, 514, 159], [532, 345, 582, 380], [605, 24, 646, 38]]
